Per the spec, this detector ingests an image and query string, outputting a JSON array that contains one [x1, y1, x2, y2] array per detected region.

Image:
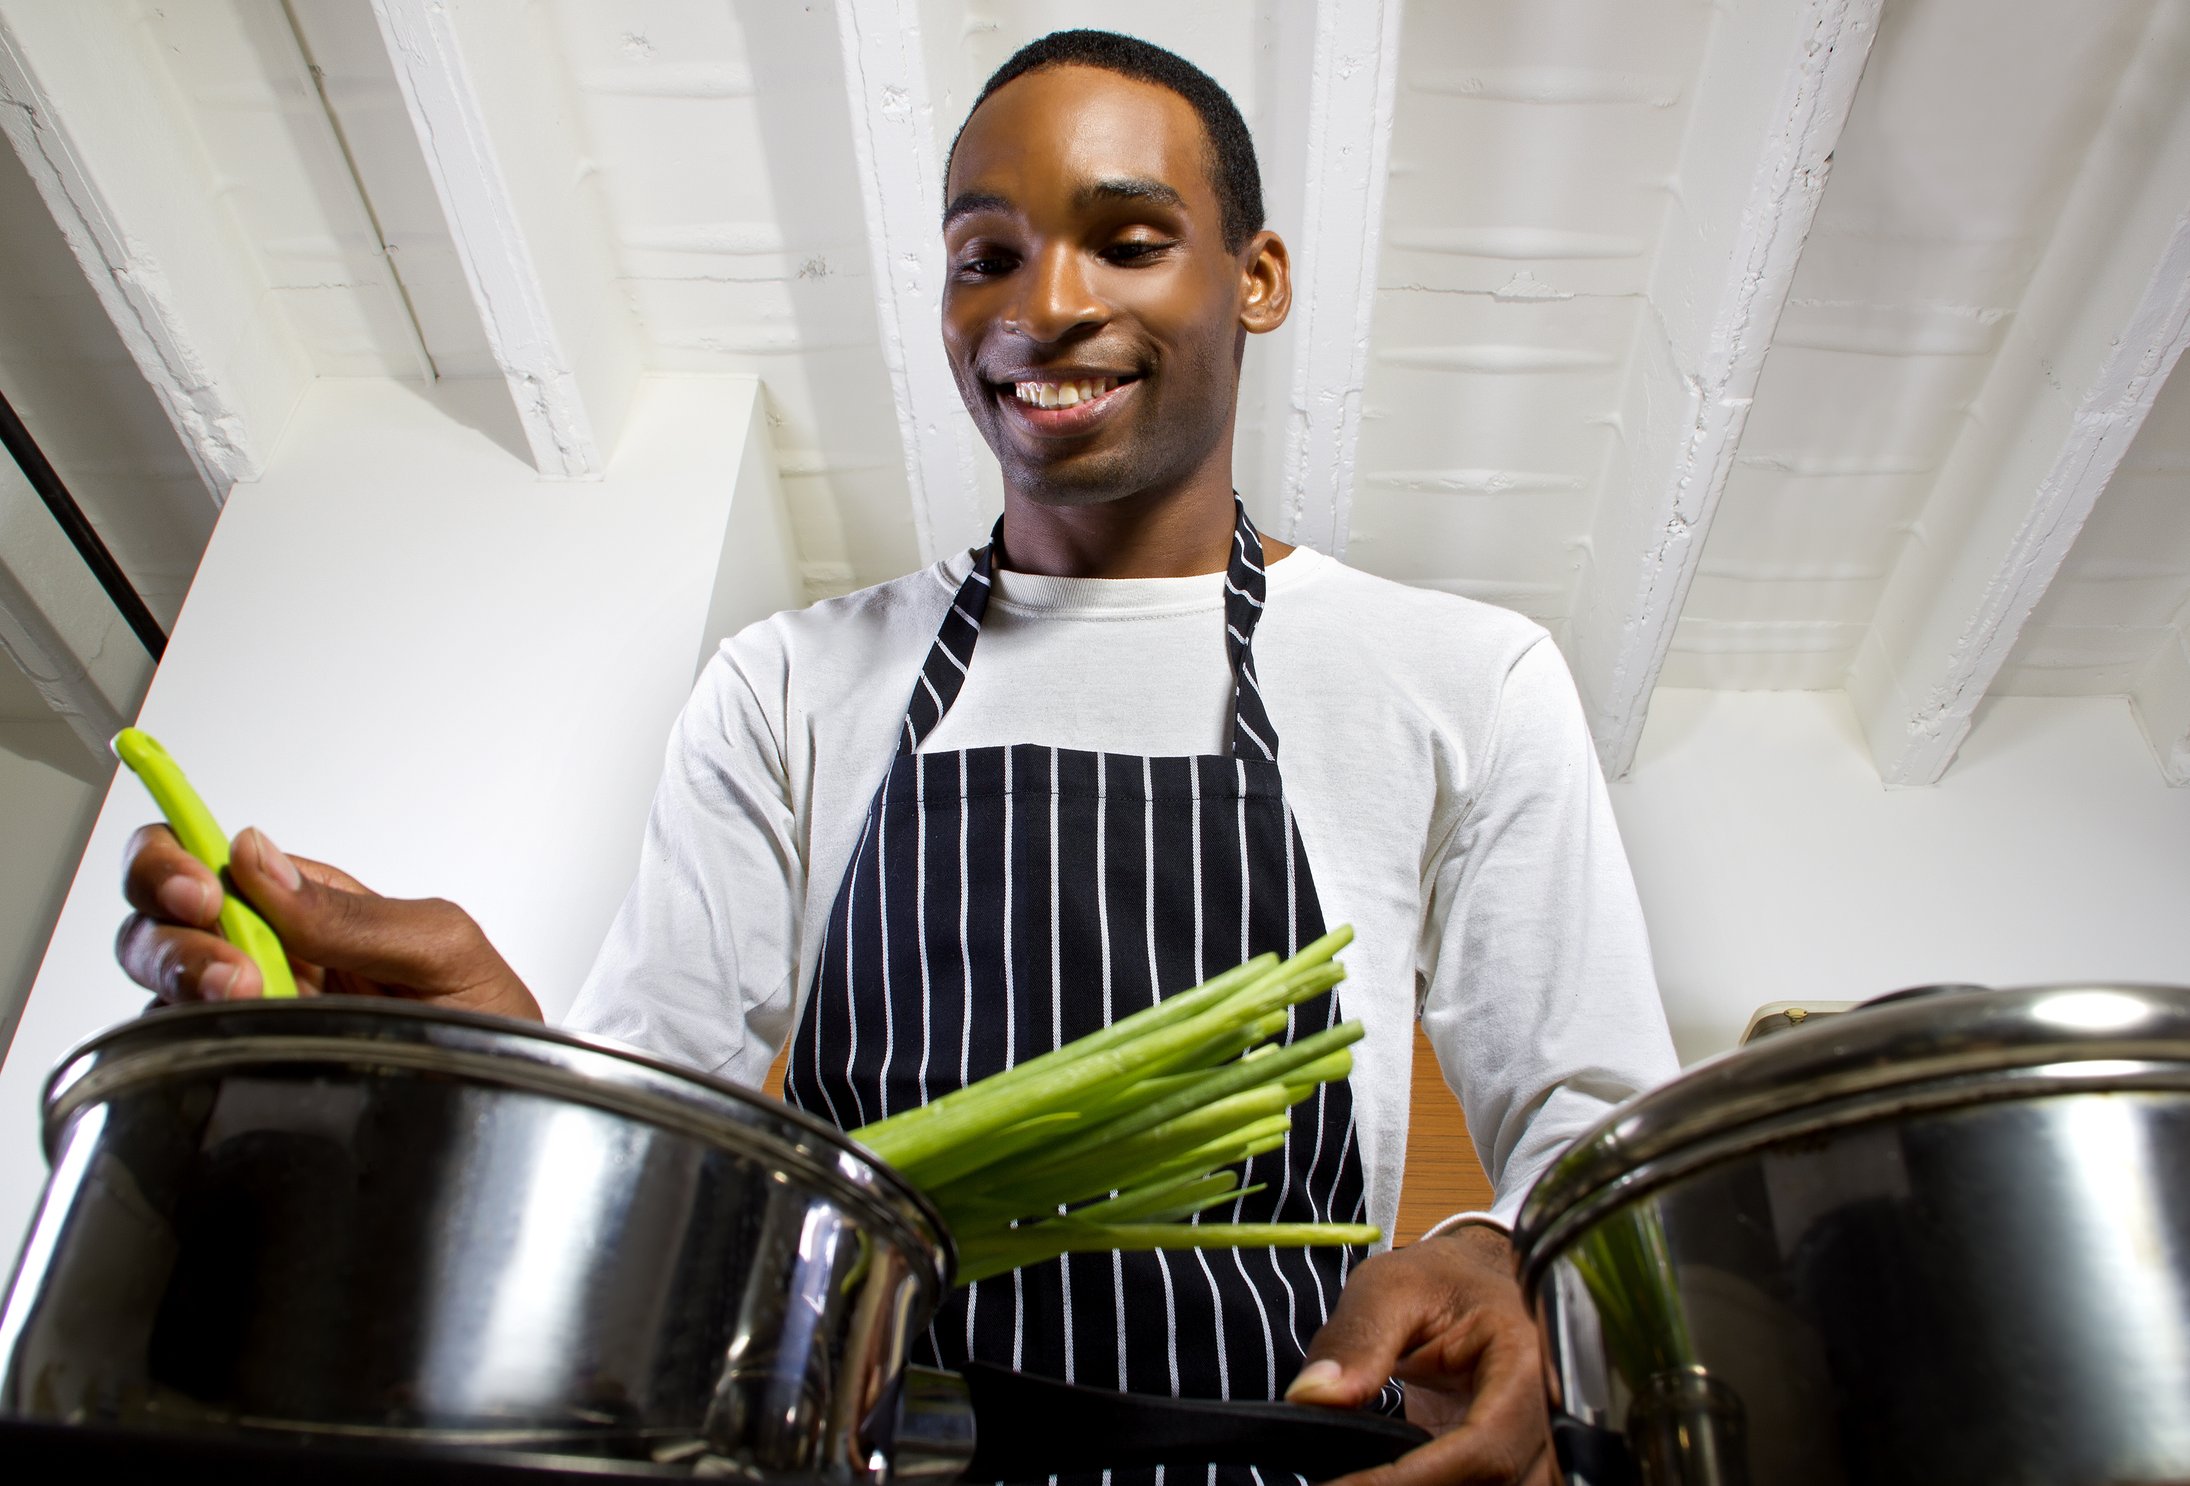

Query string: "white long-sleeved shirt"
[[567, 542, 1678, 1230]]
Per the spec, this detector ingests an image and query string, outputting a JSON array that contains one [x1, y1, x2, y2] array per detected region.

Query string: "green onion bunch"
[[1570, 1206, 1697, 1389], [852, 926, 1382, 1285]]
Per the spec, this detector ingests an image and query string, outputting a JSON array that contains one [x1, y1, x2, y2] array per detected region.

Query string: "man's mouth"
[[994, 374, 1140, 434], [1012, 376, 1125, 409]]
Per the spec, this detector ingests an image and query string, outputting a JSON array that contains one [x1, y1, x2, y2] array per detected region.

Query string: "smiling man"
[[115, 28, 1677, 1486]]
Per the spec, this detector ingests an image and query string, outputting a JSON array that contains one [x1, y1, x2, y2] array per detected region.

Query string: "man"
[[117, 29, 1676, 1486]]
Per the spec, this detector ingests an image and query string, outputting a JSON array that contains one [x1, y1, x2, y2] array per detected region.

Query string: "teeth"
[[1014, 377, 1118, 409]]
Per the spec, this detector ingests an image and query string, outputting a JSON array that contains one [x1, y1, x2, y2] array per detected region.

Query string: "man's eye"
[[956, 253, 1017, 278], [1103, 240, 1172, 264]]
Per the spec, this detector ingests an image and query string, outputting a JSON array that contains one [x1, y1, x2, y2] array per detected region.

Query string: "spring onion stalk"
[[112, 728, 297, 999], [1083, 1171, 1249, 1225], [868, 958, 1349, 1192], [992, 1120, 1291, 1229], [1039, 1020, 1363, 1169], [933, 1092, 1297, 1230], [851, 929, 1380, 1286], [862, 958, 1340, 1190], [1570, 1205, 1696, 1388], [857, 930, 1347, 1161], [954, 1223, 1383, 1287], [855, 952, 1283, 1155]]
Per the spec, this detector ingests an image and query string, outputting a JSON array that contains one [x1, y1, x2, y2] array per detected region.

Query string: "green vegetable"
[[852, 928, 1378, 1285], [112, 727, 298, 999], [954, 1222, 1383, 1287], [1569, 1204, 1695, 1388]]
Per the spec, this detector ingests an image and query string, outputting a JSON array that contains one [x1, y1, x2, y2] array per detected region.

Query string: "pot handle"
[[891, 1366, 980, 1481], [955, 1361, 1430, 1483], [1550, 1411, 1641, 1486]]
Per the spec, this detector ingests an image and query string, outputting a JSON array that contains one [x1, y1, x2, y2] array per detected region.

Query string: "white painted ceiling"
[[0, 0, 2184, 783]]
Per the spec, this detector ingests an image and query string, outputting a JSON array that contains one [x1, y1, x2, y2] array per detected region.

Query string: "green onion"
[[953, 1223, 1382, 1287], [1570, 1205, 1696, 1387], [933, 1089, 1296, 1229], [850, 929, 1380, 1286], [111, 728, 298, 999]]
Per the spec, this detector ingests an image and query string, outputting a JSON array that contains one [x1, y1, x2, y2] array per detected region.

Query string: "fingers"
[[116, 913, 261, 1002], [224, 828, 464, 989], [117, 823, 540, 1021], [122, 823, 223, 928], [119, 822, 256, 1002], [1398, 1309, 1551, 1472], [1315, 1314, 1550, 1486], [226, 828, 541, 1020], [1288, 1250, 1445, 1408], [1298, 1232, 1553, 1486]]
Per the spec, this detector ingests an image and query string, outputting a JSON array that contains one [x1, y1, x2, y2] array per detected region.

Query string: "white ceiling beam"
[[1564, 0, 1881, 777], [0, 1, 312, 499], [1847, 4, 2190, 786], [368, 0, 642, 478], [832, 0, 985, 565], [1261, 0, 1405, 557]]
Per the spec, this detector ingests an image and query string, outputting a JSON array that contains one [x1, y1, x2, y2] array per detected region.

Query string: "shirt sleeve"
[[564, 635, 805, 1089], [1416, 634, 1679, 1226]]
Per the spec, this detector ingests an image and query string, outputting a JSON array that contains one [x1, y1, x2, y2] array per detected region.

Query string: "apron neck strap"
[[897, 497, 1281, 761], [897, 528, 996, 757], [1223, 499, 1279, 761]]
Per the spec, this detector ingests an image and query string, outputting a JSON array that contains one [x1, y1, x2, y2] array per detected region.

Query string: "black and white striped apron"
[[784, 500, 1375, 1458]]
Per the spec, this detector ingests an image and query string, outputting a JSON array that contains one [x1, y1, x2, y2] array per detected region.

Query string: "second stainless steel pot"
[[0, 999, 1423, 1481], [1514, 983, 2190, 1486]]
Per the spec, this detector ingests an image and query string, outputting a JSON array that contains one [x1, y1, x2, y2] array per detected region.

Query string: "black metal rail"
[[0, 386, 167, 660]]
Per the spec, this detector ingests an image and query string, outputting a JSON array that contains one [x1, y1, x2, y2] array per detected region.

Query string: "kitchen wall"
[[1612, 688, 2190, 1064], [0, 372, 801, 1258], [0, 728, 100, 1053]]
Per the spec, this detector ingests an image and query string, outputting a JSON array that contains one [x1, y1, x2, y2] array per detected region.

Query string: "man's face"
[[941, 66, 1286, 508]]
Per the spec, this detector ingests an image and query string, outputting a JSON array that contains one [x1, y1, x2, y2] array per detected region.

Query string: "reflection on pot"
[[1627, 1368, 1746, 1486], [1568, 1206, 1694, 1388], [1562, 1206, 1748, 1486]]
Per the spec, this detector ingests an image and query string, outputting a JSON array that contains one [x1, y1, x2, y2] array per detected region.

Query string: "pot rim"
[[43, 996, 955, 1290], [1512, 982, 2190, 1273]]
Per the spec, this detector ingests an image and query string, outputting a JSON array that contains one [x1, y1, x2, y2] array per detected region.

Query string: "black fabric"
[[785, 501, 1381, 1467], [0, 1419, 683, 1483], [959, 1362, 1426, 1482]]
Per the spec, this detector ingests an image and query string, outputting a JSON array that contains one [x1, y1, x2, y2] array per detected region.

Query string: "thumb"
[[1287, 1257, 1430, 1408], [227, 827, 490, 994]]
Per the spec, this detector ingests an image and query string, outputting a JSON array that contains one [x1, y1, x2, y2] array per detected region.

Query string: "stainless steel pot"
[[0, 1000, 1422, 1481], [1513, 983, 2190, 1486]]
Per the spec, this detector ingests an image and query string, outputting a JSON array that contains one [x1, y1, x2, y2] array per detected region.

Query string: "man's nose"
[[1010, 244, 1106, 343]]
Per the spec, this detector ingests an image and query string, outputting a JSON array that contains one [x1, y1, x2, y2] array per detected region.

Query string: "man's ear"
[[1240, 230, 1291, 335]]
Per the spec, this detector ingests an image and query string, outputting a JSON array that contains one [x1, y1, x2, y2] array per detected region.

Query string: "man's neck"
[[997, 484, 1296, 578]]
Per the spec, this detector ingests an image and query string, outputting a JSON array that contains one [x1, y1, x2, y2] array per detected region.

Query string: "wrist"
[[1420, 1212, 1508, 1247], [1419, 1221, 1520, 1280]]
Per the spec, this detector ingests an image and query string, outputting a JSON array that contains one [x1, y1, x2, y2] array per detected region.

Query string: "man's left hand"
[[1287, 1224, 1554, 1486]]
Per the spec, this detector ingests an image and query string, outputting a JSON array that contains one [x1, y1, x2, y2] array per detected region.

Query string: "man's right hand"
[[117, 824, 543, 1023]]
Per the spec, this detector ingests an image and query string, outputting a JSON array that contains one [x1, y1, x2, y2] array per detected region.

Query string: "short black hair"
[[946, 29, 1265, 253]]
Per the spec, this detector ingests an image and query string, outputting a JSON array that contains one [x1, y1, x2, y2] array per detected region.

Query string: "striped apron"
[[784, 500, 1375, 1468]]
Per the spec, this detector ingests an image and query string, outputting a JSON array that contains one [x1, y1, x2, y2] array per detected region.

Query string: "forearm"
[[1417, 638, 1678, 1220], [566, 648, 806, 1081]]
